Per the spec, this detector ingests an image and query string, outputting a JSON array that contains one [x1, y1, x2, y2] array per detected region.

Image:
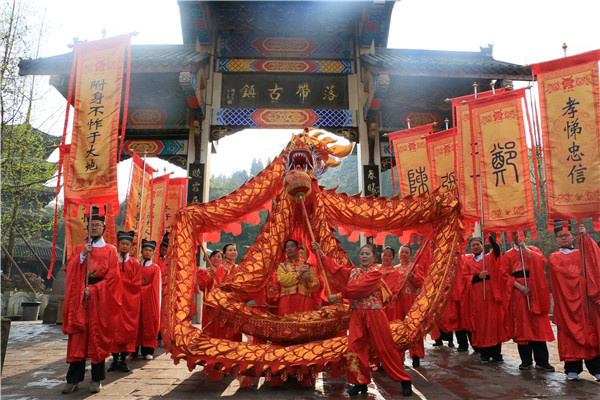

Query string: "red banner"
[[124, 153, 155, 256], [426, 128, 457, 193], [62, 35, 131, 215], [149, 174, 170, 244], [469, 88, 536, 236], [164, 177, 187, 234], [531, 49, 600, 226], [388, 124, 434, 197], [452, 89, 506, 222]]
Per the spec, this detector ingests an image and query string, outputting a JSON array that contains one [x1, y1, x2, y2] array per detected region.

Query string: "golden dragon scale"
[[160, 129, 464, 385]]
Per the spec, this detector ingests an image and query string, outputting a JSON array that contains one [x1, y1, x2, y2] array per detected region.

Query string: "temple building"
[[18, 0, 530, 202]]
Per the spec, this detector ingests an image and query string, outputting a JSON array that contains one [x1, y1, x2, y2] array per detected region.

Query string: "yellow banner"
[[426, 128, 456, 192], [149, 175, 170, 244], [389, 125, 434, 197], [470, 89, 536, 234], [124, 153, 154, 256], [532, 50, 600, 224]]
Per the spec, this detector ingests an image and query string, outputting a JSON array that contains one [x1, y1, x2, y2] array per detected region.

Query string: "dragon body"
[[161, 128, 463, 385]]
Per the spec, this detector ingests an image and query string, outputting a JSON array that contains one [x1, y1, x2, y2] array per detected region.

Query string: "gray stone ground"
[[1, 321, 599, 399]]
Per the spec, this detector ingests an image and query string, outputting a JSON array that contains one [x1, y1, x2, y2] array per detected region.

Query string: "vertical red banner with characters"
[[426, 128, 457, 192], [469, 88, 536, 236], [164, 177, 187, 234], [452, 89, 506, 222], [63, 35, 131, 216], [149, 174, 170, 244], [124, 153, 155, 256], [532, 49, 600, 226], [388, 124, 434, 197]]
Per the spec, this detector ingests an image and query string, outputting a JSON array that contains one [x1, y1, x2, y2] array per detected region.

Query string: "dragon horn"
[[311, 130, 325, 139], [329, 143, 354, 158], [325, 157, 341, 168], [320, 136, 337, 146]]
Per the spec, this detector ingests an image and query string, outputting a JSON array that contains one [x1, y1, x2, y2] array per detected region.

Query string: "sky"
[[23, 0, 600, 189]]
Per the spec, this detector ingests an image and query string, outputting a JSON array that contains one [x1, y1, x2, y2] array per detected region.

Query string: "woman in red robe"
[[108, 231, 141, 373], [196, 249, 222, 337], [315, 242, 413, 397], [61, 211, 121, 394], [134, 239, 161, 360], [462, 235, 507, 363], [548, 224, 600, 381], [500, 231, 555, 372], [390, 245, 425, 368]]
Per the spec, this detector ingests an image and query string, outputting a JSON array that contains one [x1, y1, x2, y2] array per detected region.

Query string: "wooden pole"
[[1, 243, 36, 293], [297, 193, 332, 296]]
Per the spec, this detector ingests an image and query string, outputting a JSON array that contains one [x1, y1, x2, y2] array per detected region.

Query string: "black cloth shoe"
[[433, 339, 443, 346], [119, 362, 130, 372], [106, 361, 119, 372], [348, 384, 368, 395], [377, 364, 384, 372], [491, 355, 504, 362], [457, 346, 468, 352], [448, 341, 455, 348], [535, 363, 555, 372], [412, 357, 420, 368], [401, 380, 413, 397], [519, 363, 533, 370]]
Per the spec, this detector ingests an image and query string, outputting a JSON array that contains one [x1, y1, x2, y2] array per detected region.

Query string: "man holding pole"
[[61, 206, 121, 394], [548, 222, 600, 381], [500, 230, 555, 372]]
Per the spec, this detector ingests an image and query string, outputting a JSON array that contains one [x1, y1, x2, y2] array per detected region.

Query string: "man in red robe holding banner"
[[276, 239, 321, 316], [133, 239, 161, 360], [463, 235, 507, 363], [61, 207, 121, 394], [548, 222, 600, 381], [500, 231, 555, 372], [108, 231, 141, 373]]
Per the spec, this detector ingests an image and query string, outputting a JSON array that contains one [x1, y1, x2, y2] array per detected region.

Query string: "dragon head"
[[283, 127, 354, 179]]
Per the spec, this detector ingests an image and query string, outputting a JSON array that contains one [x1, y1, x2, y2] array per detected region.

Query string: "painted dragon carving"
[[161, 127, 463, 385]]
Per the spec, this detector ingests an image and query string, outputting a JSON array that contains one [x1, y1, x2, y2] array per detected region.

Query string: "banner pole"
[[136, 154, 148, 260]]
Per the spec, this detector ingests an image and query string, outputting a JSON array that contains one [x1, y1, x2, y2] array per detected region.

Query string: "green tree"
[[1, 1, 56, 277], [249, 158, 264, 177]]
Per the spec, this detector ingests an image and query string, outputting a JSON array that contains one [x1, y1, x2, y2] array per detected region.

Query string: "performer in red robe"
[[61, 207, 121, 394], [500, 230, 555, 372], [315, 242, 413, 397], [108, 231, 141, 373], [388, 245, 425, 368], [432, 255, 465, 349], [155, 232, 169, 277], [276, 239, 320, 316], [196, 249, 222, 338], [548, 222, 600, 381], [462, 235, 507, 363], [134, 239, 161, 360]]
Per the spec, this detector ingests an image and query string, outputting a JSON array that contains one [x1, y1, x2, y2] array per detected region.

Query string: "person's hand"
[[579, 224, 587, 235], [392, 295, 399, 302], [84, 287, 90, 299], [514, 282, 530, 296], [311, 242, 323, 256], [488, 234, 496, 245], [407, 271, 415, 279], [81, 243, 93, 256], [479, 270, 488, 280], [327, 294, 339, 303]]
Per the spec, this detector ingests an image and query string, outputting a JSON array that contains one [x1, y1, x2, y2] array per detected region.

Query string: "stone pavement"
[[1, 321, 599, 399]]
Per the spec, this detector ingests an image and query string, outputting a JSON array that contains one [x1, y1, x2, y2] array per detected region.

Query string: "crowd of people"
[[60, 207, 600, 396]]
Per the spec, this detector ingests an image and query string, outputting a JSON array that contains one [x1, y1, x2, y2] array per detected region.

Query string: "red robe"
[[196, 266, 219, 338], [111, 255, 142, 353], [500, 246, 554, 344], [276, 258, 320, 316], [436, 256, 466, 334], [323, 258, 411, 384], [548, 234, 600, 361], [156, 255, 166, 278], [137, 260, 161, 348], [462, 252, 508, 348], [382, 262, 425, 359], [62, 240, 121, 364]]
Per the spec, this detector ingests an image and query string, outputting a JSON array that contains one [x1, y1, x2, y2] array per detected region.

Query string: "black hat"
[[468, 236, 483, 245], [160, 232, 169, 248], [141, 239, 156, 250], [117, 231, 135, 243], [553, 219, 572, 234], [89, 205, 105, 223]]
